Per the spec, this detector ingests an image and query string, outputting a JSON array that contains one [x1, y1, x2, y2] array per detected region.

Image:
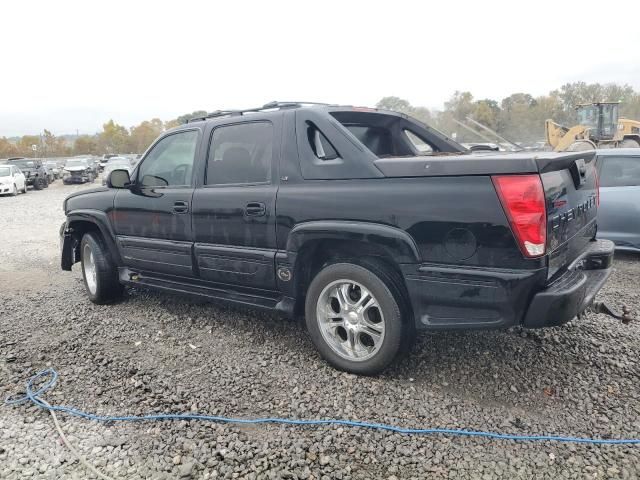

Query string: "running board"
[[118, 268, 289, 314]]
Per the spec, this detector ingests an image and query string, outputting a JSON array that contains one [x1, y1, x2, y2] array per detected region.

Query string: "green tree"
[[99, 120, 129, 154], [0, 137, 19, 157], [17, 135, 41, 157], [73, 135, 99, 155], [128, 118, 163, 153], [375, 97, 431, 123], [165, 110, 208, 129]]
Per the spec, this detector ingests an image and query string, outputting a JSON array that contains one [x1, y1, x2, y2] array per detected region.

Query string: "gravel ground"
[[1, 179, 639, 479]]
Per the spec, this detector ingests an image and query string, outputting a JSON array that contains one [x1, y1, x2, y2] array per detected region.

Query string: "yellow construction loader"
[[545, 102, 640, 151]]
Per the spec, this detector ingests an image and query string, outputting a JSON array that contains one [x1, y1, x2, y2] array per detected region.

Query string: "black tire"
[[80, 232, 124, 304], [43, 177, 49, 188], [33, 178, 44, 190], [305, 262, 410, 375]]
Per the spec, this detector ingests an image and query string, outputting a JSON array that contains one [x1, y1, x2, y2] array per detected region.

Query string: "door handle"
[[245, 202, 266, 217], [173, 201, 189, 214]]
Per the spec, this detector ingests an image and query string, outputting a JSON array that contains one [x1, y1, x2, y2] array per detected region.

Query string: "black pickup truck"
[[60, 102, 614, 374]]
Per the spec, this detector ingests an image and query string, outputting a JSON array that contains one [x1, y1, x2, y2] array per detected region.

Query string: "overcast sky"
[[2, 0, 640, 137]]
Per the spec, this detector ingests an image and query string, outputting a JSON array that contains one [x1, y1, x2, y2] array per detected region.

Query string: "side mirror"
[[106, 169, 132, 188]]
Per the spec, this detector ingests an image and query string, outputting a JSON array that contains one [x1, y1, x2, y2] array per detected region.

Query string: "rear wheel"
[[80, 232, 124, 304], [567, 140, 596, 152], [305, 262, 409, 375]]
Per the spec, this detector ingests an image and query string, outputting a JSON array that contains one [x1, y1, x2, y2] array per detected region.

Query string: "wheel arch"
[[63, 211, 122, 270], [285, 221, 419, 318]]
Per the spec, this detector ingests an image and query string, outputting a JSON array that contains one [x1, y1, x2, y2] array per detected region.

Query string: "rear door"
[[596, 154, 640, 249], [191, 119, 280, 290], [112, 129, 201, 277], [538, 152, 599, 279]]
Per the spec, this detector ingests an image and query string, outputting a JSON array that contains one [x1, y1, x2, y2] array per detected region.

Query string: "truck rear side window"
[[307, 123, 339, 160], [207, 122, 272, 185]]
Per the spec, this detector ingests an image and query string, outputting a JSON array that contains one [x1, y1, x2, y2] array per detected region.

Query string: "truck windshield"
[[66, 160, 87, 167], [9, 160, 35, 168]]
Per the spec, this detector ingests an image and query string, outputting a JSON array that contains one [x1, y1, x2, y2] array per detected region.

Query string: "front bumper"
[[403, 239, 614, 330], [63, 176, 89, 184]]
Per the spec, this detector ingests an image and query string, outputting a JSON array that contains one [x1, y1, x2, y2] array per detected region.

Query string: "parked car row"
[[4, 158, 51, 191], [0, 154, 141, 196]]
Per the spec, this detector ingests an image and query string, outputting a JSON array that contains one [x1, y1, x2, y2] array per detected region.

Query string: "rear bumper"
[[522, 239, 614, 328], [403, 239, 614, 330]]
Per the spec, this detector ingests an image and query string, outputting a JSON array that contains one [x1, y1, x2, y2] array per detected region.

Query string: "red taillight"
[[492, 175, 547, 258]]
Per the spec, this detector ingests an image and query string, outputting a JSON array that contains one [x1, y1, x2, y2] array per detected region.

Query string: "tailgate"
[[538, 151, 599, 279]]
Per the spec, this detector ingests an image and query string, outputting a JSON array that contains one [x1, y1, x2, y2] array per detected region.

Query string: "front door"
[[113, 129, 201, 277], [191, 120, 279, 289]]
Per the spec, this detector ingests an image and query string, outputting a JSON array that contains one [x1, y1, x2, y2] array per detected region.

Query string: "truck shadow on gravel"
[[125, 284, 636, 413]]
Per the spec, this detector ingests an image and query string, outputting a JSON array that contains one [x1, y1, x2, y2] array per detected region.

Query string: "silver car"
[[596, 149, 640, 252], [102, 157, 133, 185]]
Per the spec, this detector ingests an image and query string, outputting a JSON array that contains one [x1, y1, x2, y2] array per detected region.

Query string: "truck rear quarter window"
[[307, 123, 339, 160], [206, 122, 272, 185]]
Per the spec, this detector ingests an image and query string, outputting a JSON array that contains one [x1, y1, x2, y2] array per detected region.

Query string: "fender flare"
[[285, 220, 421, 264], [65, 210, 123, 267]]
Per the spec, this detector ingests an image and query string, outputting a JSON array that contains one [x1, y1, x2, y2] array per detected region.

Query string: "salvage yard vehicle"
[[101, 156, 133, 185], [61, 102, 616, 375], [6, 158, 48, 190], [62, 158, 95, 184], [546, 102, 640, 152], [44, 160, 62, 180], [0, 164, 27, 195], [596, 149, 640, 252], [99, 154, 118, 171]]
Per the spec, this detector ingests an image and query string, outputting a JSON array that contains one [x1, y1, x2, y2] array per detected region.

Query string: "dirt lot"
[[1, 179, 639, 479]]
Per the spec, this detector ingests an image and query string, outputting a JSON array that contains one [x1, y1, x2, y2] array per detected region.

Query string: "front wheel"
[[80, 232, 124, 304], [11, 184, 17, 196], [305, 262, 408, 375], [33, 178, 44, 190]]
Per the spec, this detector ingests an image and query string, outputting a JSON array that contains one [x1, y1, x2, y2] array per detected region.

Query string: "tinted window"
[[404, 129, 433, 154], [207, 122, 272, 185], [600, 156, 640, 187], [307, 123, 339, 160], [138, 130, 198, 187]]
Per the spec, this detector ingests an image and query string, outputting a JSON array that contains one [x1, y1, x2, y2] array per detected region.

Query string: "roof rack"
[[185, 101, 331, 123]]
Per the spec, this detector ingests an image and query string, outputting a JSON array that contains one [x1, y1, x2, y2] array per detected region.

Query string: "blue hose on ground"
[[5, 368, 640, 445]]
